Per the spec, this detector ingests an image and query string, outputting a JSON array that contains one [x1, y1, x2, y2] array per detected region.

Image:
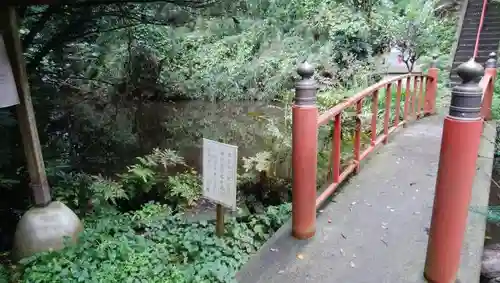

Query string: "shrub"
[[0, 264, 8, 283], [17, 203, 291, 283], [48, 148, 201, 214]]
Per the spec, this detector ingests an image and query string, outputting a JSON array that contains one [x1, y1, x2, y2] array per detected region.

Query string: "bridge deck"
[[237, 115, 494, 283]]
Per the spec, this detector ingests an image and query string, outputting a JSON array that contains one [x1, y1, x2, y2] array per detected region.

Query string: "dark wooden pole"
[[216, 204, 224, 237], [1, 7, 52, 206]]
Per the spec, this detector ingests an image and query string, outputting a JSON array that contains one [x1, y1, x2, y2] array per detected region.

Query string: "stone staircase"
[[450, 0, 500, 86]]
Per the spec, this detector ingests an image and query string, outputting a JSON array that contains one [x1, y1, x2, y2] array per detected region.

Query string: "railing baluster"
[[332, 113, 341, 183], [394, 80, 402, 127], [418, 76, 424, 118], [371, 90, 378, 145], [354, 99, 363, 173], [403, 78, 410, 124], [412, 77, 418, 118], [383, 84, 391, 144]]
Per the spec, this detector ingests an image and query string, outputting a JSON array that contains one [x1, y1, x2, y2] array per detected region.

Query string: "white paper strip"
[[0, 34, 19, 108]]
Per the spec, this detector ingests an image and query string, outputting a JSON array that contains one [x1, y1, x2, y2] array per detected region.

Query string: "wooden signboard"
[[202, 138, 238, 236]]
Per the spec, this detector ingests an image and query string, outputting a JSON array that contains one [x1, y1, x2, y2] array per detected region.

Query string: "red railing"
[[315, 72, 437, 208], [290, 63, 439, 239], [473, 0, 488, 58], [480, 54, 498, 120]]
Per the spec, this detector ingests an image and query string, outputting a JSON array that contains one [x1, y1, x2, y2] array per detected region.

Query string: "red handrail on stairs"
[[473, 0, 489, 58]]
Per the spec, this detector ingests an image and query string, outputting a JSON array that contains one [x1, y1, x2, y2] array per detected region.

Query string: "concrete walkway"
[[237, 115, 495, 283]]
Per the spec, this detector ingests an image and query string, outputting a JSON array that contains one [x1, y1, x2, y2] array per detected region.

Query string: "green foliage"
[[166, 170, 202, 208], [386, 0, 448, 71], [47, 148, 200, 214], [0, 264, 8, 283], [17, 203, 291, 283], [117, 148, 201, 210], [90, 175, 129, 206], [491, 73, 500, 120], [0, 1, 458, 275]]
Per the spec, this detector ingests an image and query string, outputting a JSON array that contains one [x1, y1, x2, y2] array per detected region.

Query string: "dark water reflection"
[[137, 100, 288, 172]]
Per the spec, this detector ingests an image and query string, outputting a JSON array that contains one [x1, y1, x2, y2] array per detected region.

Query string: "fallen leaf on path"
[[297, 254, 304, 260]]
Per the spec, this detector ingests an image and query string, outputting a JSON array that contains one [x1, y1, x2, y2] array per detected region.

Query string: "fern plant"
[[165, 170, 202, 208], [90, 175, 128, 206]]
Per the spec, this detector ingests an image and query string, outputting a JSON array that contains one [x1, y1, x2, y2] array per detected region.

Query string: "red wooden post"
[[331, 114, 341, 183], [383, 84, 391, 144], [481, 52, 497, 120], [418, 75, 424, 117], [394, 80, 402, 127], [425, 55, 439, 115], [292, 62, 318, 240], [412, 77, 418, 117], [403, 78, 410, 126], [354, 99, 363, 173], [370, 90, 379, 144], [424, 59, 484, 283]]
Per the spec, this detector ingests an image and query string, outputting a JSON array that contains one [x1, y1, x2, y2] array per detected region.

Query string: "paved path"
[[237, 115, 494, 283]]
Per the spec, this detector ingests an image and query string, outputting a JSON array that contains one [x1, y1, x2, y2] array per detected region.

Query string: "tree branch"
[[26, 8, 94, 71]]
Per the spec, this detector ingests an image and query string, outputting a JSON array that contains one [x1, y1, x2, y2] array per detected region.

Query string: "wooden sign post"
[[202, 138, 237, 237]]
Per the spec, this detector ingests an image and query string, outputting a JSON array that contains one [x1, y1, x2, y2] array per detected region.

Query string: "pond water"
[[135, 100, 289, 172]]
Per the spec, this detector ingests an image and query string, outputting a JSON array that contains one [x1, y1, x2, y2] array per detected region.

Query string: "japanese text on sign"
[[202, 138, 238, 210]]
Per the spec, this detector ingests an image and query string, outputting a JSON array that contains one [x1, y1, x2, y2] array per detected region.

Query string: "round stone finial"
[[486, 52, 497, 68], [297, 61, 314, 78], [456, 58, 484, 84]]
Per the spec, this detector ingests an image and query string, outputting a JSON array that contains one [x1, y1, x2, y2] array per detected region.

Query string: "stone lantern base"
[[12, 201, 83, 261]]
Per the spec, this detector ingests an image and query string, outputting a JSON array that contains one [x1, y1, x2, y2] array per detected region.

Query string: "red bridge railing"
[[315, 71, 438, 207], [474, 0, 489, 58], [480, 52, 498, 120], [290, 61, 438, 239]]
